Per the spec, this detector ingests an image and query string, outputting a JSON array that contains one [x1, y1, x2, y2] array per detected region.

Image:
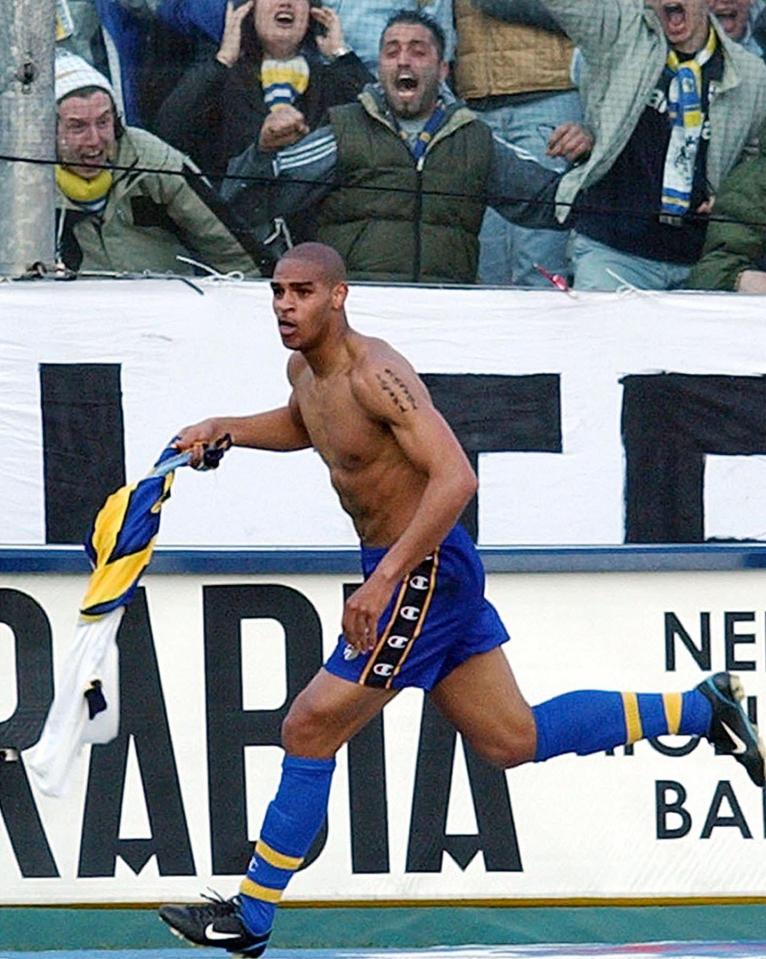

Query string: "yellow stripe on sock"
[[239, 877, 284, 903], [663, 691, 683, 735], [255, 839, 303, 871], [622, 691, 643, 744]]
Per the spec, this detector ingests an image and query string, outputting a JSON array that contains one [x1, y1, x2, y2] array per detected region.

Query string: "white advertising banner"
[[1, 279, 766, 547], [1, 565, 765, 905]]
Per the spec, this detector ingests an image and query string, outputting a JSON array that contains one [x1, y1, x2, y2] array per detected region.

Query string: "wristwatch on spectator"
[[326, 45, 351, 61]]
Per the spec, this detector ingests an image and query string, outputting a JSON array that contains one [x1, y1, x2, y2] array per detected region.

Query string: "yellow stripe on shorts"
[[662, 691, 682, 735], [255, 839, 303, 871], [239, 877, 284, 903], [622, 691, 643, 745]]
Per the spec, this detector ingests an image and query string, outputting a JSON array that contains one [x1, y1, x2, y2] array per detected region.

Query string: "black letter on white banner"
[[622, 374, 766, 542], [422, 374, 562, 540], [407, 699, 522, 871], [40, 363, 125, 544], [700, 781, 752, 838], [204, 585, 324, 874], [724, 611, 757, 672], [79, 590, 194, 876], [664, 612, 712, 671], [0, 589, 58, 877], [656, 780, 692, 839]]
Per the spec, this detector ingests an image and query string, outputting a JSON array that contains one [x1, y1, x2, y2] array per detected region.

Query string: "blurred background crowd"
[[49, 0, 766, 291]]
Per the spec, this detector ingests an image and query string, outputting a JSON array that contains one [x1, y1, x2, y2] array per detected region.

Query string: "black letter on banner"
[[40, 363, 125, 544], [0, 589, 58, 877], [343, 583, 390, 873], [205, 585, 324, 874], [79, 590, 194, 877], [622, 374, 766, 542], [649, 736, 700, 758], [406, 699, 522, 871], [724, 612, 756, 672], [655, 780, 692, 839], [664, 612, 711, 671], [700, 781, 752, 839], [422, 374, 561, 540]]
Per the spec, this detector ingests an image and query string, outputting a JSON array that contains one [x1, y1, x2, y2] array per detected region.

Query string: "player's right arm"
[[175, 393, 311, 464]]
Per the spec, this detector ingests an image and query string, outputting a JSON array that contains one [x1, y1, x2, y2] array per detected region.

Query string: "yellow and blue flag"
[[26, 440, 227, 797], [80, 443, 186, 617]]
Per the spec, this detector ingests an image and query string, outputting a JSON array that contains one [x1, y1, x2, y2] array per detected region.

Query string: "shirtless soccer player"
[[159, 242, 765, 957]]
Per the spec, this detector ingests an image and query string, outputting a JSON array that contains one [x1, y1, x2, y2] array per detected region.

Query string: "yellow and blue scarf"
[[56, 164, 113, 214], [661, 27, 717, 218], [261, 55, 310, 112]]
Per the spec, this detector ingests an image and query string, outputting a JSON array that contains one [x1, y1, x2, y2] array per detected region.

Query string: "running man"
[[159, 242, 765, 957]]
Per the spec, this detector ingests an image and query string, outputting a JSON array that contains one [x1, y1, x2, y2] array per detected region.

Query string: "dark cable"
[[3, 151, 766, 231]]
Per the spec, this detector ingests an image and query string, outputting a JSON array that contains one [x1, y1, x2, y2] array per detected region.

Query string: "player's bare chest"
[[296, 378, 384, 470]]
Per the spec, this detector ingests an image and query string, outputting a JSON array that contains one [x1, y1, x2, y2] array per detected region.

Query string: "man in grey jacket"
[[529, 0, 766, 290], [55, 51, 269, 277]]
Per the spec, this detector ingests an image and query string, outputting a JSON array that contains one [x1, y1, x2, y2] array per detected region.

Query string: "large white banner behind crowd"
[[1, 279, 766, 547], [1, 280, 766, 906]]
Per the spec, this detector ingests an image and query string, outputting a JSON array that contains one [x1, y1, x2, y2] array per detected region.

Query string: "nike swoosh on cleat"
[[721, 721, 748, 755], [205, 925, 243, 941]]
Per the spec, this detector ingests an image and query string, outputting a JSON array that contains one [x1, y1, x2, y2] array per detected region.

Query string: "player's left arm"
[[343, 349, 477, 649]]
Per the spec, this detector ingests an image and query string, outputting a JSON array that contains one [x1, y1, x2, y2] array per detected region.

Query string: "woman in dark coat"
[[154, 0, 371, 239]]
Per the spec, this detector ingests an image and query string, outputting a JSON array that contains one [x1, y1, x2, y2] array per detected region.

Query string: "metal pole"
[[0, 0, 56, 277]]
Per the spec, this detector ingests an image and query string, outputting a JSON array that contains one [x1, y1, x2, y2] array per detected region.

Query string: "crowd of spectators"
[[50, 0, 766, 292]]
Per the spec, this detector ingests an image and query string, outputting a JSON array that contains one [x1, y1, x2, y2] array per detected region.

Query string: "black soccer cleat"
[[159, 893, 270, 957], [697, 672, 766, 787]]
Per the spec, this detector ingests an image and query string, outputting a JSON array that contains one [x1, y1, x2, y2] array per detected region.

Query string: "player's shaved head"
[[276, 243, 347, 286], [271, 242, 350, 341]]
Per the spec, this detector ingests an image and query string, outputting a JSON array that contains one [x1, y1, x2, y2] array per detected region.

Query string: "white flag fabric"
[[25, 607, 124, 797]]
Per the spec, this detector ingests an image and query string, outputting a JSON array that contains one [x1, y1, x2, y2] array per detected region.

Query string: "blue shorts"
[[324, 524, 509, 691]]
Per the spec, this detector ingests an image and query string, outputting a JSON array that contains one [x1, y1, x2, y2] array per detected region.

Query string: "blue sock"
[[533, 688, 712, 762], [238, 754, 335, 935]]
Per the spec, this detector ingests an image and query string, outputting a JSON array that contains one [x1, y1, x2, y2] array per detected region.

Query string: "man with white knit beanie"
[[54, 50, 271, 276]]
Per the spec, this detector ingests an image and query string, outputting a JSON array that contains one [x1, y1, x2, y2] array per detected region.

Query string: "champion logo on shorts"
[[400, 605, 421, 621], [360, 550, 439, 690], [387, 634, 409, 649], [343, 643, 360, 661]]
